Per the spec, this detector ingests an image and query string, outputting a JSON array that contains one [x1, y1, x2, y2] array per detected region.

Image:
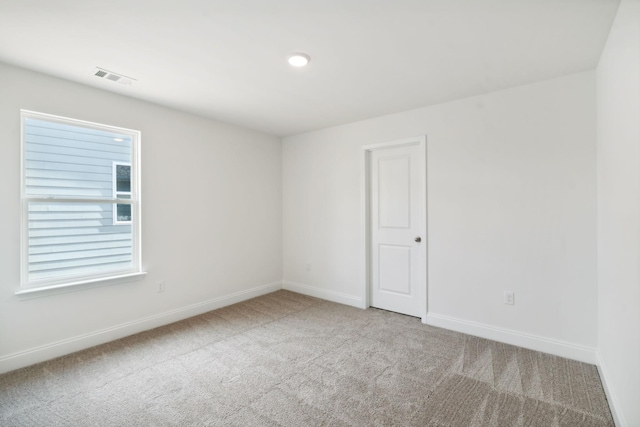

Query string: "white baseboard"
[[426, 312, 598, 364], [282, 281, 363, 308], [0, 281, 283, 375], [596, 352, 625, 427]]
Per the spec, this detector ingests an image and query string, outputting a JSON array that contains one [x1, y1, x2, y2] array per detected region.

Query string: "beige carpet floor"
[[0, 290, 613, 426]]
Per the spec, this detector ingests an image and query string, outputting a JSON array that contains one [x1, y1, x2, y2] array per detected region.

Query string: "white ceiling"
[[0, 0, 620, 136]]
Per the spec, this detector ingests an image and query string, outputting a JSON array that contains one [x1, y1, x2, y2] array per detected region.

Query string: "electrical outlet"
[[157, 281, 166, 293], [504, 291, 514, 305]]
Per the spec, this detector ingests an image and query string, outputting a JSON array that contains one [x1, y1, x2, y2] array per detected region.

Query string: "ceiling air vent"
[[94, 67, 136, 86]]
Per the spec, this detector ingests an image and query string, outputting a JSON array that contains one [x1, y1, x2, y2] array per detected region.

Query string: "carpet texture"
[[0, 290, 613, 426]]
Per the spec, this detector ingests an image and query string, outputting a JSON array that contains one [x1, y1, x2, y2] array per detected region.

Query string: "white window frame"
[[112, 161, 132, 225], [18, 110, 144, 295]]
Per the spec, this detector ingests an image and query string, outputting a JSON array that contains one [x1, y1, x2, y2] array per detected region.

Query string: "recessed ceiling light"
[[288, 53, 310, 67]]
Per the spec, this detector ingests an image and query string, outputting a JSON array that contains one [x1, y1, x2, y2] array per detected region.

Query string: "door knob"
[[414, 236, 422, 242]]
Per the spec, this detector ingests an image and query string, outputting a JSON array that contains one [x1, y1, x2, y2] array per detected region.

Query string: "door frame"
[[361, 136, 428, 323]]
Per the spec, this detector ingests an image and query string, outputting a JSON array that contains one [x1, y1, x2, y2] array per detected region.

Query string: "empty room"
[[0, 0, 638, 426]]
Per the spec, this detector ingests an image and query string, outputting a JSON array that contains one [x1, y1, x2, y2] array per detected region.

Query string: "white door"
[[369, 141, 425, 318]]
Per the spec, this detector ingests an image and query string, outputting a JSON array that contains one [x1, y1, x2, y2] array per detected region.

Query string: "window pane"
[[116, 164, 131, 193], [27, 202, 133, 282], [116, 204, 132, 222], [24, 118, 131, 198]]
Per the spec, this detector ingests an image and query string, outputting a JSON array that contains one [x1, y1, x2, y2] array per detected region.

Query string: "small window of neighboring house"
[[20, 110, 143, 291], [113, 162, 132, 224]]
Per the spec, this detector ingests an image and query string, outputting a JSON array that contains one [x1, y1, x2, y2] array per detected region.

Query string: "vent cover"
[[94, 68, 136, 86]]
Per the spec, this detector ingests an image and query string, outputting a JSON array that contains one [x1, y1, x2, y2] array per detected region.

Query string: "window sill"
[[15, 272, 147, 299]]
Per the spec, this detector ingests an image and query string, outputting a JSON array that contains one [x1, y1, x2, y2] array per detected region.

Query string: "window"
[[20, 110, 143, 291], [113, 162, 132, 224]]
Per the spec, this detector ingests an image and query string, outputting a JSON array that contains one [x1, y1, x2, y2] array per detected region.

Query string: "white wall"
[[283, 71, 598, 361], [596, 0, 640, 425], [0, 62, 282, 373]]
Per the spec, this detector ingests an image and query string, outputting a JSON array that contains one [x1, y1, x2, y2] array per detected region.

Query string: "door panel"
[[370, 143, 424, 317], [378, 155, 411, 228], [378, 244, 411, 295]]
